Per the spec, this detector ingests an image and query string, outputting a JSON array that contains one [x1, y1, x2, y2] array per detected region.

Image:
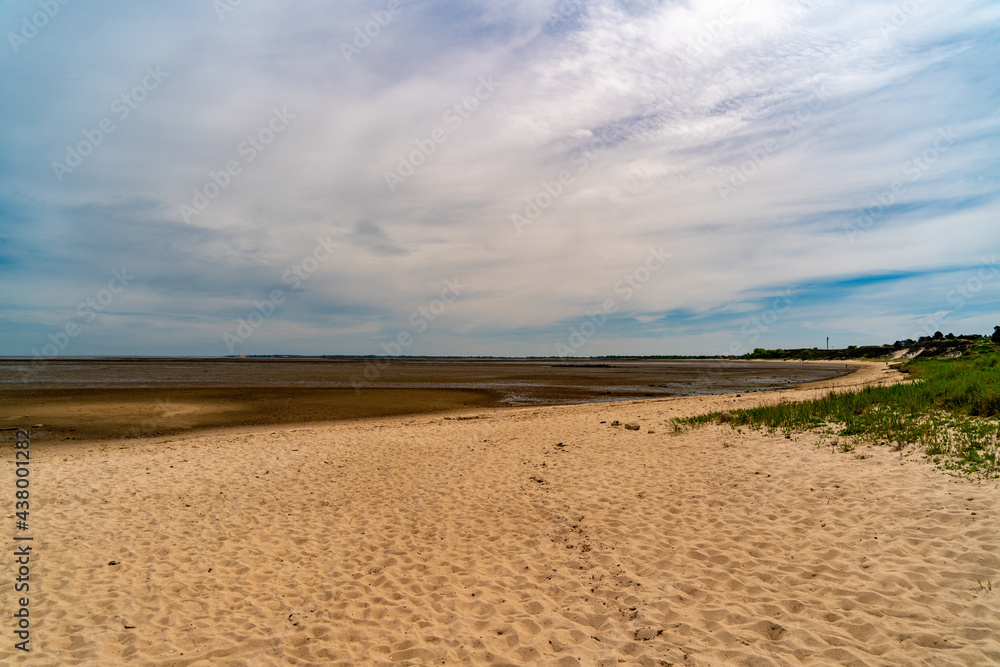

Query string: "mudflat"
[[0, 357, 851, 442]]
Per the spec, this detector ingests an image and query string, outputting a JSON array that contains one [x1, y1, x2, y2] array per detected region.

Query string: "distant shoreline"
[[0, 358, 852, 443]]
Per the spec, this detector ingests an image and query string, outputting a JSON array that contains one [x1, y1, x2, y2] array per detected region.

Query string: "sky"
[[1, 0, 999, 358]]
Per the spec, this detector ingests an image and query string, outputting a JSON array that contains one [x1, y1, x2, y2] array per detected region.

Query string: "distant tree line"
[[892, 331, 988, 348], [748, 328, 999, 361]]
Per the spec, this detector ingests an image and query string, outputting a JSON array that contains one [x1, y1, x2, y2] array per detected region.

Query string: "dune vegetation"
[[675, 341, 1000, 478]]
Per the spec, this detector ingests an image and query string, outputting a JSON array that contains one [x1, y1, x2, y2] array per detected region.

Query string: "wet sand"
[[0, 357, 851, 442], [0, 387, 495, 443]]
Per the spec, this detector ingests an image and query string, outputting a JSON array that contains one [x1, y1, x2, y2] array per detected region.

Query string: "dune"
[[3, 361, 999, 665]]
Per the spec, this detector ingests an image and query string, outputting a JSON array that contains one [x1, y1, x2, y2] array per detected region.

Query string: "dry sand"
[[3, 362, 999, 665]]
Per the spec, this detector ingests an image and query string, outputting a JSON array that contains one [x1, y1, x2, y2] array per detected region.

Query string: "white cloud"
[[1, 0, 998, 355]]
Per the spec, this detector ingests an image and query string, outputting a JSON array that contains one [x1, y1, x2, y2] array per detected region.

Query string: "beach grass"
[[673, 342, 1000, 478]]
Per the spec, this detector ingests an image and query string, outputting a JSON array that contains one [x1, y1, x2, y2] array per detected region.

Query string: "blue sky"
[[1, 0, 999, 357]]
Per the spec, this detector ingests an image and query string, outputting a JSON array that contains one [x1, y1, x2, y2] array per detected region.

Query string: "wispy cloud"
[[1, 0, 998, 356]]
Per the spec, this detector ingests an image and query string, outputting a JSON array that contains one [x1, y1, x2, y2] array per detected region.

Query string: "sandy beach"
[[3, 361, 999, 665]]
